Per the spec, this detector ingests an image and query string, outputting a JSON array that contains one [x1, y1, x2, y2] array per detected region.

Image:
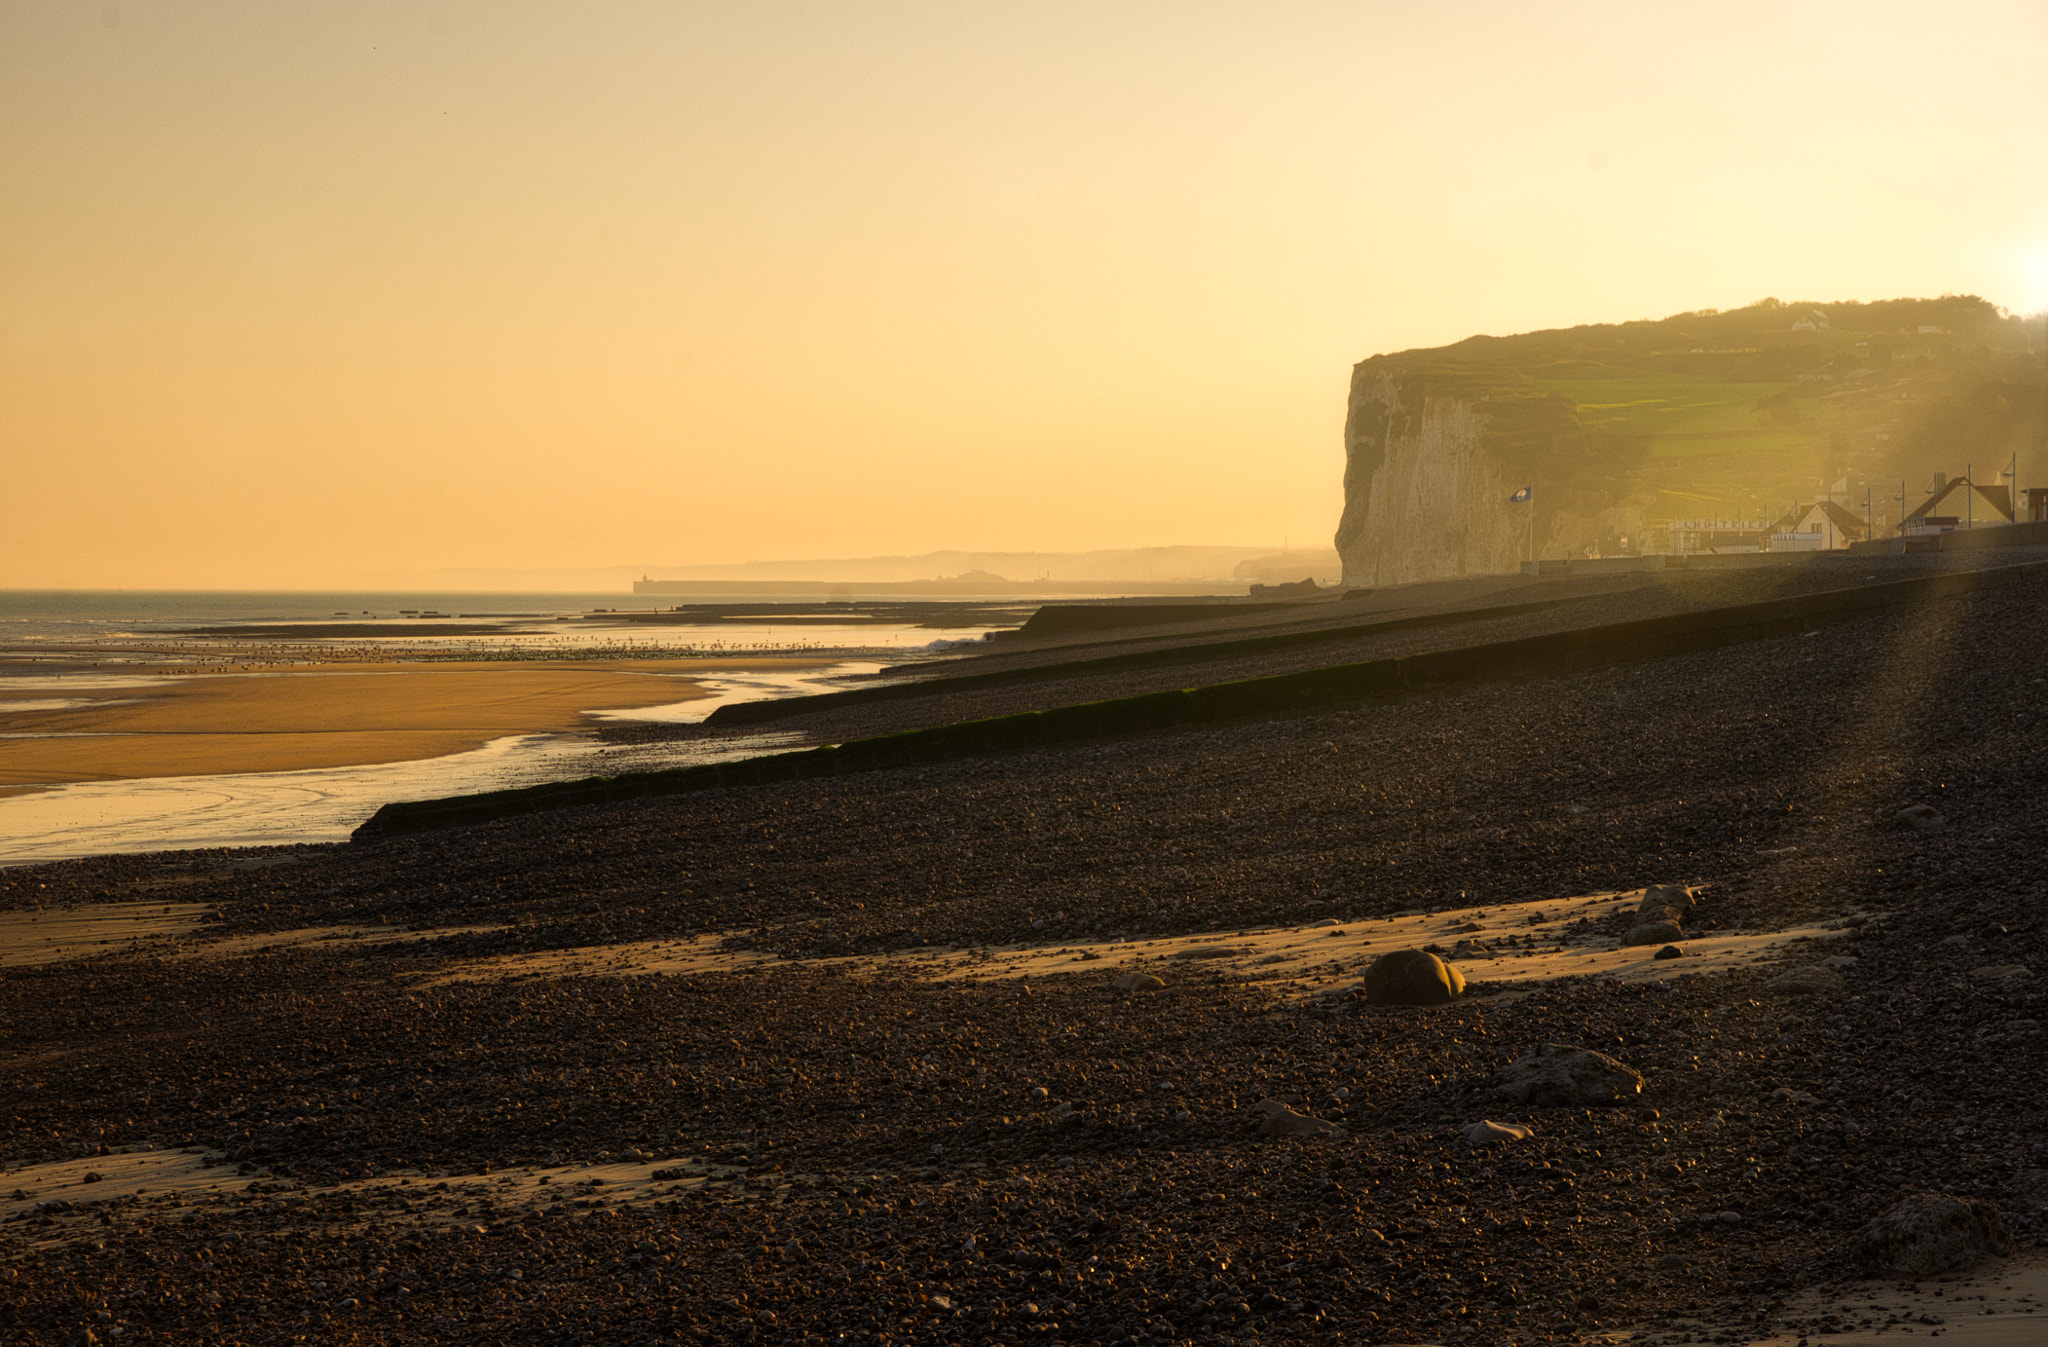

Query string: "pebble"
[[1968, 964, 2031, 982], [1653, 944, 1684, 960], [1896, 804, 1946, 830], [1111, 972, 1167, 992], [1461, 1119, 1535, 1145], [1251, 1101, 1345, 1139]]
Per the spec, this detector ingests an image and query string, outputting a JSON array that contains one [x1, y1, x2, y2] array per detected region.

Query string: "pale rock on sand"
[[1252, 1099, 1345, 1139], [1361, 948, 1465, 1005], [1462, 1119, 1535, 1145], [1493, 1043, 1644, 1107], [1766, 964, 1845, 996], [1849, 1192, 2012, 1275]]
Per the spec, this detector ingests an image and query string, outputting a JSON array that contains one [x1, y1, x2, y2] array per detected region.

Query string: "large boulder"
[[1848, 1193, 2011, 1275], [1622, 920, 1684, 947], [1493, 1043, 1644, 1107], [1361, 948, 1465, 1005], [1640, 884, 1695, 915]]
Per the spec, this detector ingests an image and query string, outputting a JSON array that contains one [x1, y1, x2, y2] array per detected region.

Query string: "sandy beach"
[[0, 657, 830, 789]]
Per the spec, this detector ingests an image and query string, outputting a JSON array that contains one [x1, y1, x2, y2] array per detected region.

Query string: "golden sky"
[[4, 1, 2044, 589]]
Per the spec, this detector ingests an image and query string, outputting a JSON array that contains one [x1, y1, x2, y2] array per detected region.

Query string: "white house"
[[1770, 500, 1867, 551]]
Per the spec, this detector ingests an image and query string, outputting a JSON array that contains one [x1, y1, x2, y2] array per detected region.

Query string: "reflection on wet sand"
[[0, 662, 873, 864]]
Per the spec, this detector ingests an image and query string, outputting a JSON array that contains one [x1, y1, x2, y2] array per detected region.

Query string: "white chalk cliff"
[[1334, 364, 1641, 586]]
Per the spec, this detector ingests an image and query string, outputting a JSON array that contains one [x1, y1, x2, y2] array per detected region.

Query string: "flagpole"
[[1510, 483, 1535, 574]]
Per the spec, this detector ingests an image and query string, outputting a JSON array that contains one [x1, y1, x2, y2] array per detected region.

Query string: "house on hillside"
[[1901, 475, 2015, 535], [1768, 500, 1868, 551]]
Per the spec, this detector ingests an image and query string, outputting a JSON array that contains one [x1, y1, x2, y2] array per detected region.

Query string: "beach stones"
[[1624, 883, 1695, 948], [1493, 1043, 1643, 1107], [1848, 1192, 2010, 1275], [1252, 1100, 1344, 1138], [1111, 973, 1166, 992], [1361, 948, 1465, 1005], [1461, 1119, 1535, 1145], [1765, 964, 1843, 997]]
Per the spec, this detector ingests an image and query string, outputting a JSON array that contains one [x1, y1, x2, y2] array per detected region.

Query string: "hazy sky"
[[4, 1, 2044, 588]]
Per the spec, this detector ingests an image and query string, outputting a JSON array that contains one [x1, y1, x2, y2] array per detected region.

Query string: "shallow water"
[[0, 728, 810, 864], [0, 660, 883, 865], [0, 588, 1000, 862]]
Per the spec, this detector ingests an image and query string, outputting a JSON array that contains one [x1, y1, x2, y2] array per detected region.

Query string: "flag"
[[1510, 485, 1532, 503]]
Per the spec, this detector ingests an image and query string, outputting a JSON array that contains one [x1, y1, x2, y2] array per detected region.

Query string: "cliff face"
[[1334, 365, 1641, 586], [1332, 296, 2035, 585], [1335, 368, 1528, 586]]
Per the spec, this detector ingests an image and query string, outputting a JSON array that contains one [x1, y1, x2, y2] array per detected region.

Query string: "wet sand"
[[0, 658, 826, 788]]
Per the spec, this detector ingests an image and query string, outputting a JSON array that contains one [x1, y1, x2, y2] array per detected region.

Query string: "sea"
[[0, 589, 1001, 865]]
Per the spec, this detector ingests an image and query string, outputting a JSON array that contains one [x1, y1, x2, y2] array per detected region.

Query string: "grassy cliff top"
[[1351, 297, 2046, 525]]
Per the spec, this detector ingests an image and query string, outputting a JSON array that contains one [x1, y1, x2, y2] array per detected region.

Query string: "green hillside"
[[1361, 296, 2047, 531]]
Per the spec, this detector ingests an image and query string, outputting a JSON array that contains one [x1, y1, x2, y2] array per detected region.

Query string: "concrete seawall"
[[352, 559, 2042, 841]]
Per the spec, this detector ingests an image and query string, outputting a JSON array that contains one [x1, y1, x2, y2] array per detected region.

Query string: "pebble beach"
[[2, 554, 2045, 1346]]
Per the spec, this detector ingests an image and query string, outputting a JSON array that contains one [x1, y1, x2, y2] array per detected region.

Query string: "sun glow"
[[3, 0, 2044, 589]]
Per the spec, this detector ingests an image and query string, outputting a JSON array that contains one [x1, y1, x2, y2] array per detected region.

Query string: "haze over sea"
[[0, 589, 997, 864]]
